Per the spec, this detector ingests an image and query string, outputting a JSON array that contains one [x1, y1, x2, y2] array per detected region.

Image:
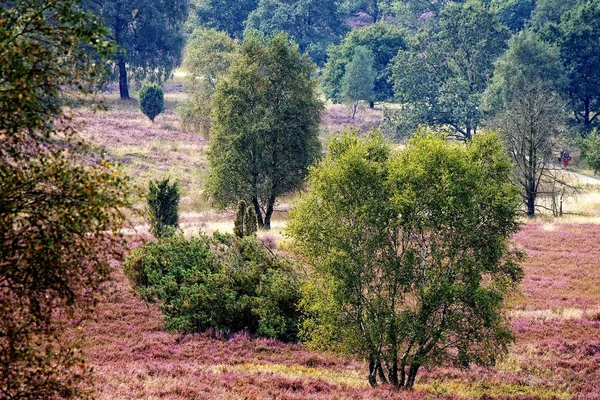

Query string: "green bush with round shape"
[[139, 83, 164, 122]]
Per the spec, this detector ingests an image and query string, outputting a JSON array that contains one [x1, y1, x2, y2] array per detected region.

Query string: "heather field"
[[75, 89, 600, 400]]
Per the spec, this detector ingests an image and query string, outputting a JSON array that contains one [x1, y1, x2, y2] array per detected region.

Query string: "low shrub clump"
[[139, 83, 164, 122], [123, 232, 301, 341]]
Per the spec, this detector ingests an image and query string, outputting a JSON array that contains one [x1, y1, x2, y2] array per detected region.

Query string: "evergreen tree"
[[147, 178, 180, 237]]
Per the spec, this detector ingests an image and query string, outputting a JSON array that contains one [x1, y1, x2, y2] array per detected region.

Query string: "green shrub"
[[147, 178, 180, 238], [124, 232, 301, 341], [580, 129, 600, 174], [139, 83, 164, 122]]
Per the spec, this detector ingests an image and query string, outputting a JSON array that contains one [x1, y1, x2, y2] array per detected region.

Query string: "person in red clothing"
[[560, 150, 572, 168]]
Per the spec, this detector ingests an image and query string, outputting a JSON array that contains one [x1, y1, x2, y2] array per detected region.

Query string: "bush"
[[124, 232, 301, 341], [147, 178, 180, 237], [580, 129, 600, 174], [139, 83, 164, 122]]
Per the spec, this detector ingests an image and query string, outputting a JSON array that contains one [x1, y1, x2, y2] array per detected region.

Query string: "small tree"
[[139, 84, 164, 122], [341, 46, 376, 119], [147, 178, 180, 237], [206, 33, 322, 229], [178, 28, 238, 136], [234, 200, 248, 238], [233, 200, 259, 237], [244, 206, 258, 236], [288, 129, 523, 389]]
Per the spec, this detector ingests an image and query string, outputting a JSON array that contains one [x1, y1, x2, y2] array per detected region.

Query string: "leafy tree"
[[486, 31, 567, 216], [147, 178, 180, 237], [288, 129, 522, 389], [206, 33, 322, 229], [195, 0, 258, 38], [490, 0, 535, 32], [1, 1, 131, 398], [529, 0, 579, 29], [85, 0, 188, 99], [391, 0, 509, 140], [341, 47, 376, 119], [322, 23, 405, 105], [139, 83, 164, 122], [580, 129, 600, 174], [245, 0, 348, 65], [553, 0, 600, 133], [178, 28, 238, 136], [124, 233, 301, 341], [390, 0, 461, 29]]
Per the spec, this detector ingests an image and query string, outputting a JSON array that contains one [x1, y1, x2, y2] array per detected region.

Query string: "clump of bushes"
[[123, 232, 301, 341], [139, 83, 164, 122], [580, 129, 600, 174], [147, 178, 179, 238]]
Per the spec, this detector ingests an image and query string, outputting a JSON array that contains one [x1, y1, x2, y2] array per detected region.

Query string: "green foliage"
[[206, 33, 322, 229], [342, 47, 376, 119], [195, 0, 258, 38], [485, 29, 565, 112], [245, 0, 348, 65], [553, 0, 600, 132], [147, 178, 180, 237], [234, 200, 248, 238], [233, 200, 258, 238], [322, 23, 405, 104], [124, 233, 301, 341], [85, 0, 188, 99], [490, 0, 535, 32], [1, 1, 131, 397], [139, 84, 165, 122], [178, 28, 238, 135], [244, 207, 259, 236], [580, 129, 600, 174], [288, 128, 522, 389], [391, 0, 509, 139]]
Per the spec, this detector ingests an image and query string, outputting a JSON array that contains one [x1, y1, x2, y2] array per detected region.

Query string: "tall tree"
[[206, 34, 322, 229], [288, 130, 522, 389], [178, 28, 238, 135], [341, 46, 376, 119], [86, 0, 188, 99], [195, 0, 258, 39], [245, 0, 348, 65], [322, 23, 405, 105], [1, 0, 131, 397], [486, 30, 567, 216], [391, 0, 509, 140], [554, 0, 600, 133]]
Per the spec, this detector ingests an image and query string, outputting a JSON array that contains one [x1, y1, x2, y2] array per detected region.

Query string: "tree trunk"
[[252, 197, 265, 228], [369, 101, 375, 109], [405, 364, 420, 389], [526, 185, 535, 217], [368, 358, 377, 387], [263, 195, 276, 230], [351, 102, 358, 119], [118, 56, 130, 100], [388, 358, 399, 388]]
